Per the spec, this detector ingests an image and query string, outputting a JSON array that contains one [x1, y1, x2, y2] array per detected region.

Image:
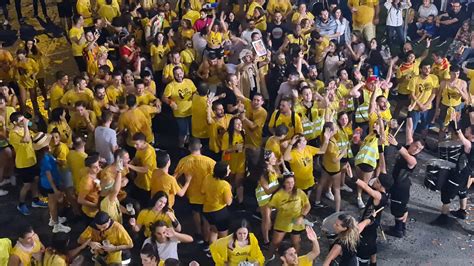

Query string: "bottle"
[[353, 127, 362, 144]]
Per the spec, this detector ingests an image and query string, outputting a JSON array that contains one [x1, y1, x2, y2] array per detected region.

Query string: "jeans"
[[386, 25, 405, 45], [409, 110, 431, 132], [33, 0, 48, 17]]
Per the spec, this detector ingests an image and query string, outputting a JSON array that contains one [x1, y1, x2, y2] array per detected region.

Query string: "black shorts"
[[39, 185, 55, 197], [204, 207, 230, 232], [275, 228, 305, 235], [357, 224, 378, 258], [189, 203, 204, 213], [322, 164, 340, 176], [390, 181, 411, 218], [441, 167, 469, 204], [358, 163, 375, 173], [16, 165, 39, 183]]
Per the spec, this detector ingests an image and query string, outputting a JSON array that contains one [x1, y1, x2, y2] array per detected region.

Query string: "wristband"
[[369, 215, 376, 223], [171, 219, 180, 228], [378, 145, 384, 153], [449, 121, 459, 132], [396, 143, 403, 150]]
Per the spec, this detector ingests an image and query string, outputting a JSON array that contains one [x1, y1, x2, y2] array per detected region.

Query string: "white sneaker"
[[341, 184, 353, 193], [49, 216, 67, 227], [357, 197, 366, 209], [52, 223, 71, 233], [0, 189, 8, 196], [0, 179, 10, 187], [325, 191, 335, 201], [10, 176, 16, 186]]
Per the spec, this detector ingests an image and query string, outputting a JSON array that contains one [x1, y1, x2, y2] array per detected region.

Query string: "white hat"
[[32, 132, 51, 151]]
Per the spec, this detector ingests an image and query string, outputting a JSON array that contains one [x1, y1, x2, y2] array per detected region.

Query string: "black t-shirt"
[[333, 239, 358, 266], [447, 9, 467, 28], [286, 63, 308, 77], [216, 86, 238, 114], [267, 22, 290, 51]]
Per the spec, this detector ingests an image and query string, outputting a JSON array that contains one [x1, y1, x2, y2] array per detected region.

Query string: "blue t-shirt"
[[40, 153, 62, 190]]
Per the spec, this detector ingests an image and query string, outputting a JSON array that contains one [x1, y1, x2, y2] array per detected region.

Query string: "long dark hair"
[[49, 107, 66, 123], [148, 191, 169, 213], [229, 219, 251, 248], [227, 117, 244, 147], [25, 39, 39, 56], [49, 232, 70, 255]]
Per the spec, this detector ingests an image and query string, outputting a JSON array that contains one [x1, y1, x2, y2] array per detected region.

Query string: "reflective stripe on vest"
[[255, 180, 280, 204], [355, 104, 369, 123], [337, 140, 354, 158], [355, 141, 378, 168]]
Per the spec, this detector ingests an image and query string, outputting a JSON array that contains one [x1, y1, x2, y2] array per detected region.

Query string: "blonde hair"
[[336, 214, 360, 252]]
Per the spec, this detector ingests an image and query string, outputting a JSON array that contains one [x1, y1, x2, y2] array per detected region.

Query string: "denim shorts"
[[176, 116, 191, 137]]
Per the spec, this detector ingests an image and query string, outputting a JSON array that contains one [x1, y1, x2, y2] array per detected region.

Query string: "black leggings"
[[33, 0, 48, 17]]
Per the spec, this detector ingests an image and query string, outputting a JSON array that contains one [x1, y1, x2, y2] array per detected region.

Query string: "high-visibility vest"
[[336, 129, 354, 159], [296, 103, 322, 140], [355, 134, 379, 168], [255, 172, 279, 206]]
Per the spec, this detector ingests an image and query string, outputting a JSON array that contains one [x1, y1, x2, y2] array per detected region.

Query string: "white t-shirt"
[[94, 126, 117, 165], [142, 237, 179, 260], [418, 4, 438, 19]]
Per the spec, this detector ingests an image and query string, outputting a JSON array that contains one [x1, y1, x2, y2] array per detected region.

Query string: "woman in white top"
[[417, 0, 438, 25], [334, 8, 351, 45]]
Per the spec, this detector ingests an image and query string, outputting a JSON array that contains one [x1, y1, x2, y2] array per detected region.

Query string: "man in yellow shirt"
[[134, 79, 158, 106], [50, 71, 69, 110], [348, 0, 380, 41], [107, 71, 125, 105], [78, 211, 133, 264], [162, 66, 197, 148], [77, 154, 102, 218], [162, 51, 187, 84], [69, 101, 97, 143], [269, 97, 303, 140], [150, 151, 191, 208], [69, 15, 87, 72], [406, 63, 439, 144], [129, 132, 157, 207], [118, 95, 159, 150], [461, 61, 474, 100], [76, 0, 93, 26], [234, 91, 267, 149], [60, 76, 94, 111], [9, 112, 47, 215], [67, 135, 87, 191], [278, 226, 320, 266], [174, 138, 215, 244]]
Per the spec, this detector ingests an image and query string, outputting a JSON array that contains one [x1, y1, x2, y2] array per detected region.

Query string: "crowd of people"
[[0, 0, 473, 264]]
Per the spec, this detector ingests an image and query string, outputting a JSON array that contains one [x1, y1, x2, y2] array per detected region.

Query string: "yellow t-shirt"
[[118, 105, 157, 146], [9, 128, 36, 168], [174, 154, 216, 205], [136, 208, 173, 237], [348, 0, 379, 26], [314, 37, 330, 61], [432, 59, 451, 81], [100, 196, 122, 224], [407, 74, 439, 110], [150, 169, 181, 208], [307, 79, 325, 94], [76, 0, 92, 25], [134, 143, 157, 191], [289, 146, 319, 190], [265, 136, 283, 161], [67, 150, 87, 190], [78, 175, 100, 218], [0, 238, 11, 266], [267, 0, 292, 15], [60, 88, 94, 108], [10, 235, 42, 266], [98, 4, 120, 22], [322, 140, 341, 173], [268, 110, 303, 140], [163, 79, 197, 117], [396, 59, 421, 95], [15, 58, 39, 89], [242, 98, 267, 148], [42, 250, 67, 266], [298, 255, 314, 266], [150, 44, 170, 72], [202, 175, 232, 213], [78, 222, 132, 264], [182, 10, 201, 25], [291, 12, 315, 24], [162, 63, 188, 82], [209, 114, 232, 153], [50, 83, 65, 110], [106, 84, 125, 105], [191, 95, 209, 138], [51, 142, 69, 168], [136, 91, 157, 106], [69, 110, 97, 133], [268, 188, 309, 232], [441, 80, 463, 107], [221, 132, 246, 175], [69, 26, 85, 56]]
